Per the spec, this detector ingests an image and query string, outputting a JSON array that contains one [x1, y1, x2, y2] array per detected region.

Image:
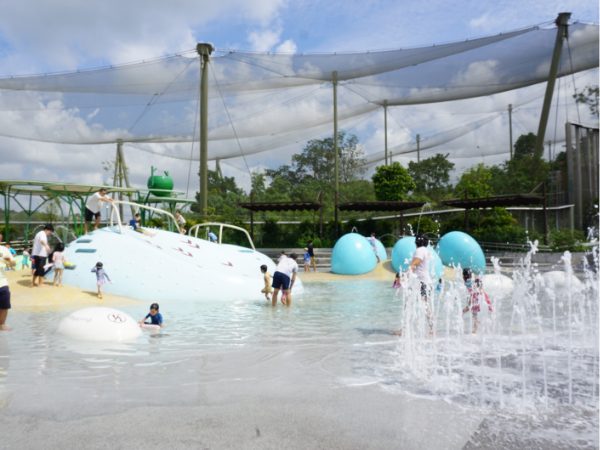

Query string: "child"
[[139, 302, 163, 327], [392, 272, 401, 289], [52, 243, 66, 287], [129, 213, 141, 231], [260, 264, 272, 300], [462, 268, 493, 334], [91, 261, 111, 299], [207, 229, 218, 243], [21, 249, 31, 270], [303, 248, 311, 272]]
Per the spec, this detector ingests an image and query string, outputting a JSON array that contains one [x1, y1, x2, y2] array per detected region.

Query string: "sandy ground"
[[4, 263, 397, 312], [298, 261, 396, 282], [5, 270, 141, 312]]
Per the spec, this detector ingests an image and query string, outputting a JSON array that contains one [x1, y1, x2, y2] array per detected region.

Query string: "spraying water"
[[385, 240, 599, 447]]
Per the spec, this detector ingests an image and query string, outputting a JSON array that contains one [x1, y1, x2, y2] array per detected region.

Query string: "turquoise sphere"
[[367, 237, 387, 262], [437, 231, 486, 273], [429, 248, 443, 280], [391, 236, 416, 272], [391, 236, 443, 279], [331, 233, 377, 275]]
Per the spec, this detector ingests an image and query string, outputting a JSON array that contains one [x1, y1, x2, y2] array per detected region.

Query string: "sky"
[[0, 0, 598, 200]]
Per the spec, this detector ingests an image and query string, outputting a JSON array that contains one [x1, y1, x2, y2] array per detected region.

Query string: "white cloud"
[[248, 28, 283, 52], [0, 0, 596, 200], [0, 0, 287, 71], [276, 39, 297, 54]]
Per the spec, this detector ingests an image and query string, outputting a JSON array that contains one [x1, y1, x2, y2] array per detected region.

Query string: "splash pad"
[[386, 241, 598, 447]]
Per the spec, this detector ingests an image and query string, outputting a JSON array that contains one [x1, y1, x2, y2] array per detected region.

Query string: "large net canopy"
[[0, 20, 597, 166]]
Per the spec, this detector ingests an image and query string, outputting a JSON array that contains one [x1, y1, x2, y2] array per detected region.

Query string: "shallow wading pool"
[[0, 261, 597, 449]]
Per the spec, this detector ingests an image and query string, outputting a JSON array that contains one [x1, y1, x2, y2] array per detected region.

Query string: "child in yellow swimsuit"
[[260, 264, 272, 300]]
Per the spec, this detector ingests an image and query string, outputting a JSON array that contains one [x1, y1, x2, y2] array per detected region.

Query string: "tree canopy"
[[408, 153, 454, 200], [454, 163, 494, 198], [372, 162, 415, 201]]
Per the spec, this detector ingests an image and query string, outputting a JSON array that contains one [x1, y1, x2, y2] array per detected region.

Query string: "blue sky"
[[0, 0, 597, 193], [1, 0, 597, 72]]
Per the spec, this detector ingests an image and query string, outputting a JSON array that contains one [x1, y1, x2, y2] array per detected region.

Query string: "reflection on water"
[[0, 256, 598, 448]]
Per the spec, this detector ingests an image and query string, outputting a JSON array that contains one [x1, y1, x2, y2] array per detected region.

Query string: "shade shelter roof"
[[339, 201, 426, 212], [239, 201, 322, 212], [442, 194, 544, 209]]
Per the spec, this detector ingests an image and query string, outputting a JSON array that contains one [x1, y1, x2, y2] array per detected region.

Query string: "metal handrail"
[[108, 200, 183, 234], [187, 222, 255, 250]]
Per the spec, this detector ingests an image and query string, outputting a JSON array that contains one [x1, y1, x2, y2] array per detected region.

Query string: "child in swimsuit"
[[139, 302, 163, 327], [260, 264, 273, 300], [91, 261, 111, 299], [462, 268, 493, 334]]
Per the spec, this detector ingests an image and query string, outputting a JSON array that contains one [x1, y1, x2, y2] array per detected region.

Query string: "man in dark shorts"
[[84, 188, 113, 234], [271, 252, 299, 306], [32, 224, 54, 287]]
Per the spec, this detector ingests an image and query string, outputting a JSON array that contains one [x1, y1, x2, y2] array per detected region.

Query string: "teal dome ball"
[[391, 236, 443, 279], [437, 231, 486, 273], [391, 236, 416, 272], [331, 233, 377, 275], [367, 236, 387, 261], [429, 248, 443, 280]]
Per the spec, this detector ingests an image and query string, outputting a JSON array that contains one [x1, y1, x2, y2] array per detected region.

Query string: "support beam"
[[534, 12, 571, 159], [197, 43, 214, 218], [508, 104, 513, 159], [416, 134, 421, 163], [332, 70, 339, 237], [383, 100, 388, 165]]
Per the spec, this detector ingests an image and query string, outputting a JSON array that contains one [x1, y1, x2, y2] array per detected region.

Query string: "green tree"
[[471, 208, 527, 244], [408, 153, 454, 200], [513, 132, 536, 160], [372, 162, 415, 201], [454, 163, 494, 198], [573, 85, 599, 118], [250, 171, 267, 200], [487, 133, 550, 195], [503, 155, 549, 193], [292, 132, 366, 184], [192, 169, 248, 223]]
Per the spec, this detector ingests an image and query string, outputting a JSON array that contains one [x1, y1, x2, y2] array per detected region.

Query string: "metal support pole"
[[332, 70, 339, 238], [542, 183, 548, 245], [416, 134, 421, 163], [383, 100, 388, 165], [197, 43, 214, 218], [534, 12, 571, 159], [574, 126, 583, 229], [508, 104, 513, 159]]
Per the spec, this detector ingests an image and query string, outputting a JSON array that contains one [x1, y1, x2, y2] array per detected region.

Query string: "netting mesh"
[[0, 21, 596, 164]]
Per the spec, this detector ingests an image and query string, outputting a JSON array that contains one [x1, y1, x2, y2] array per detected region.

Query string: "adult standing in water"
[[84, 188, 113, 234], [32, 224, 53, 287], [271, 252, 298, 306], [408, 234, 434, 334]]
